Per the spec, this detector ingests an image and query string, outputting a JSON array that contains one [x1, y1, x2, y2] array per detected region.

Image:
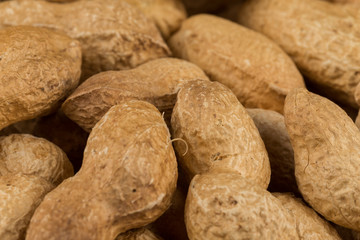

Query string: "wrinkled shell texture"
[[0, 110, 89, 172], [247, 108, 298, 194], [62, 58, 209, 132], [0, 174, 53, 240], [185, 171, 299, 240], [273, 193, 341, 239], [237, 0, 360, 107], [0, 0, 170, 79], [171, 80, 270, 188], [0, 26, 81, 130], [116, 228, 161, 240], [284, 88, 360, 230], [26, 101, 178, 240], [28, 110, 88, 172], [168, 14, 304, 113], [123, 0, 186, 39], [0, 134, 73, 185]]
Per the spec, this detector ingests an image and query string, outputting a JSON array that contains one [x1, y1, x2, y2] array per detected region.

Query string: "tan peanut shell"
[[0, 26, 81, 130], [26, 100, 178, 240], [273, 192, 341, 239], [0, 134, 74, 185], [185, 171, 299, 240], [247, 108, 298, 194], [116, 228, 162, 240], [0, 110, 89, 172], [62, 58, 209, 132], [123, 0, 186, 39], [44, 0, 185, 38], [171, 80, 270, 188], [237, 0, 360, 108], [0, 174, 53, 240], [284, 88, 360, 230], [0, 133, 74, 240], [168, 14, 304, 113], [0, 0, 170, 79]]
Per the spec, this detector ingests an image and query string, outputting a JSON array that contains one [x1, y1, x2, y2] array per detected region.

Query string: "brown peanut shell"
[[0, 174, 53, 240], [0, 134, 73, 185], [185, 171, 299, 240], [0, 0, 170, 79], [26, 100, 178, 240], [284, 88, 360, 230], [62, 58, 209, 132], [171, 80, 270, 188], [237, 0, 360, 107], [0, 26, 81, 130], [273, 192, 341, 239], [168, 14, 304, 113]]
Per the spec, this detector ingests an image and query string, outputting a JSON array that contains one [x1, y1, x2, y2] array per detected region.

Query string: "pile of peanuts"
[[1, 0, 360, 239]]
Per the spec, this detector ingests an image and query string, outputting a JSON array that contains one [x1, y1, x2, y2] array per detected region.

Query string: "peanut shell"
[[0, 0, 170, 79], [284, 88, 360, 230], [26, 100, 178, 240], [168, 14, 304, 113], [0, 26, 81, 130], [62, 58, 209, 132], [247, 108, 298, 194], [237, 0, 360, 107], [185, 171, 299, 240], [0, 174, 53, 240], [171, 80, 270, 188], [273, 192, 341, 239], [0, 134, 73, 185]]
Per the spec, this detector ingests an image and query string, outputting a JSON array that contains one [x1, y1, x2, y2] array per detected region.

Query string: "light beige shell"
[[0, 0, 170, 79], [185, 171, 299, 240], [116, 228, 162, 240], [0, 133, 74, 240], [122, 0, 186, 39], [273, 192, 341, 239], [171, 80, 270, 188], [0, 174, 53, 240], [0, 134, 74, 185], [168, 14, 304, 113], [26, 100, 178, 240], [62, 58, 209, 132], [0, 26, 81, 130], [284, 88, 360, 230], [247, 108, 298, 194], [237, 0, 360, 108]]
